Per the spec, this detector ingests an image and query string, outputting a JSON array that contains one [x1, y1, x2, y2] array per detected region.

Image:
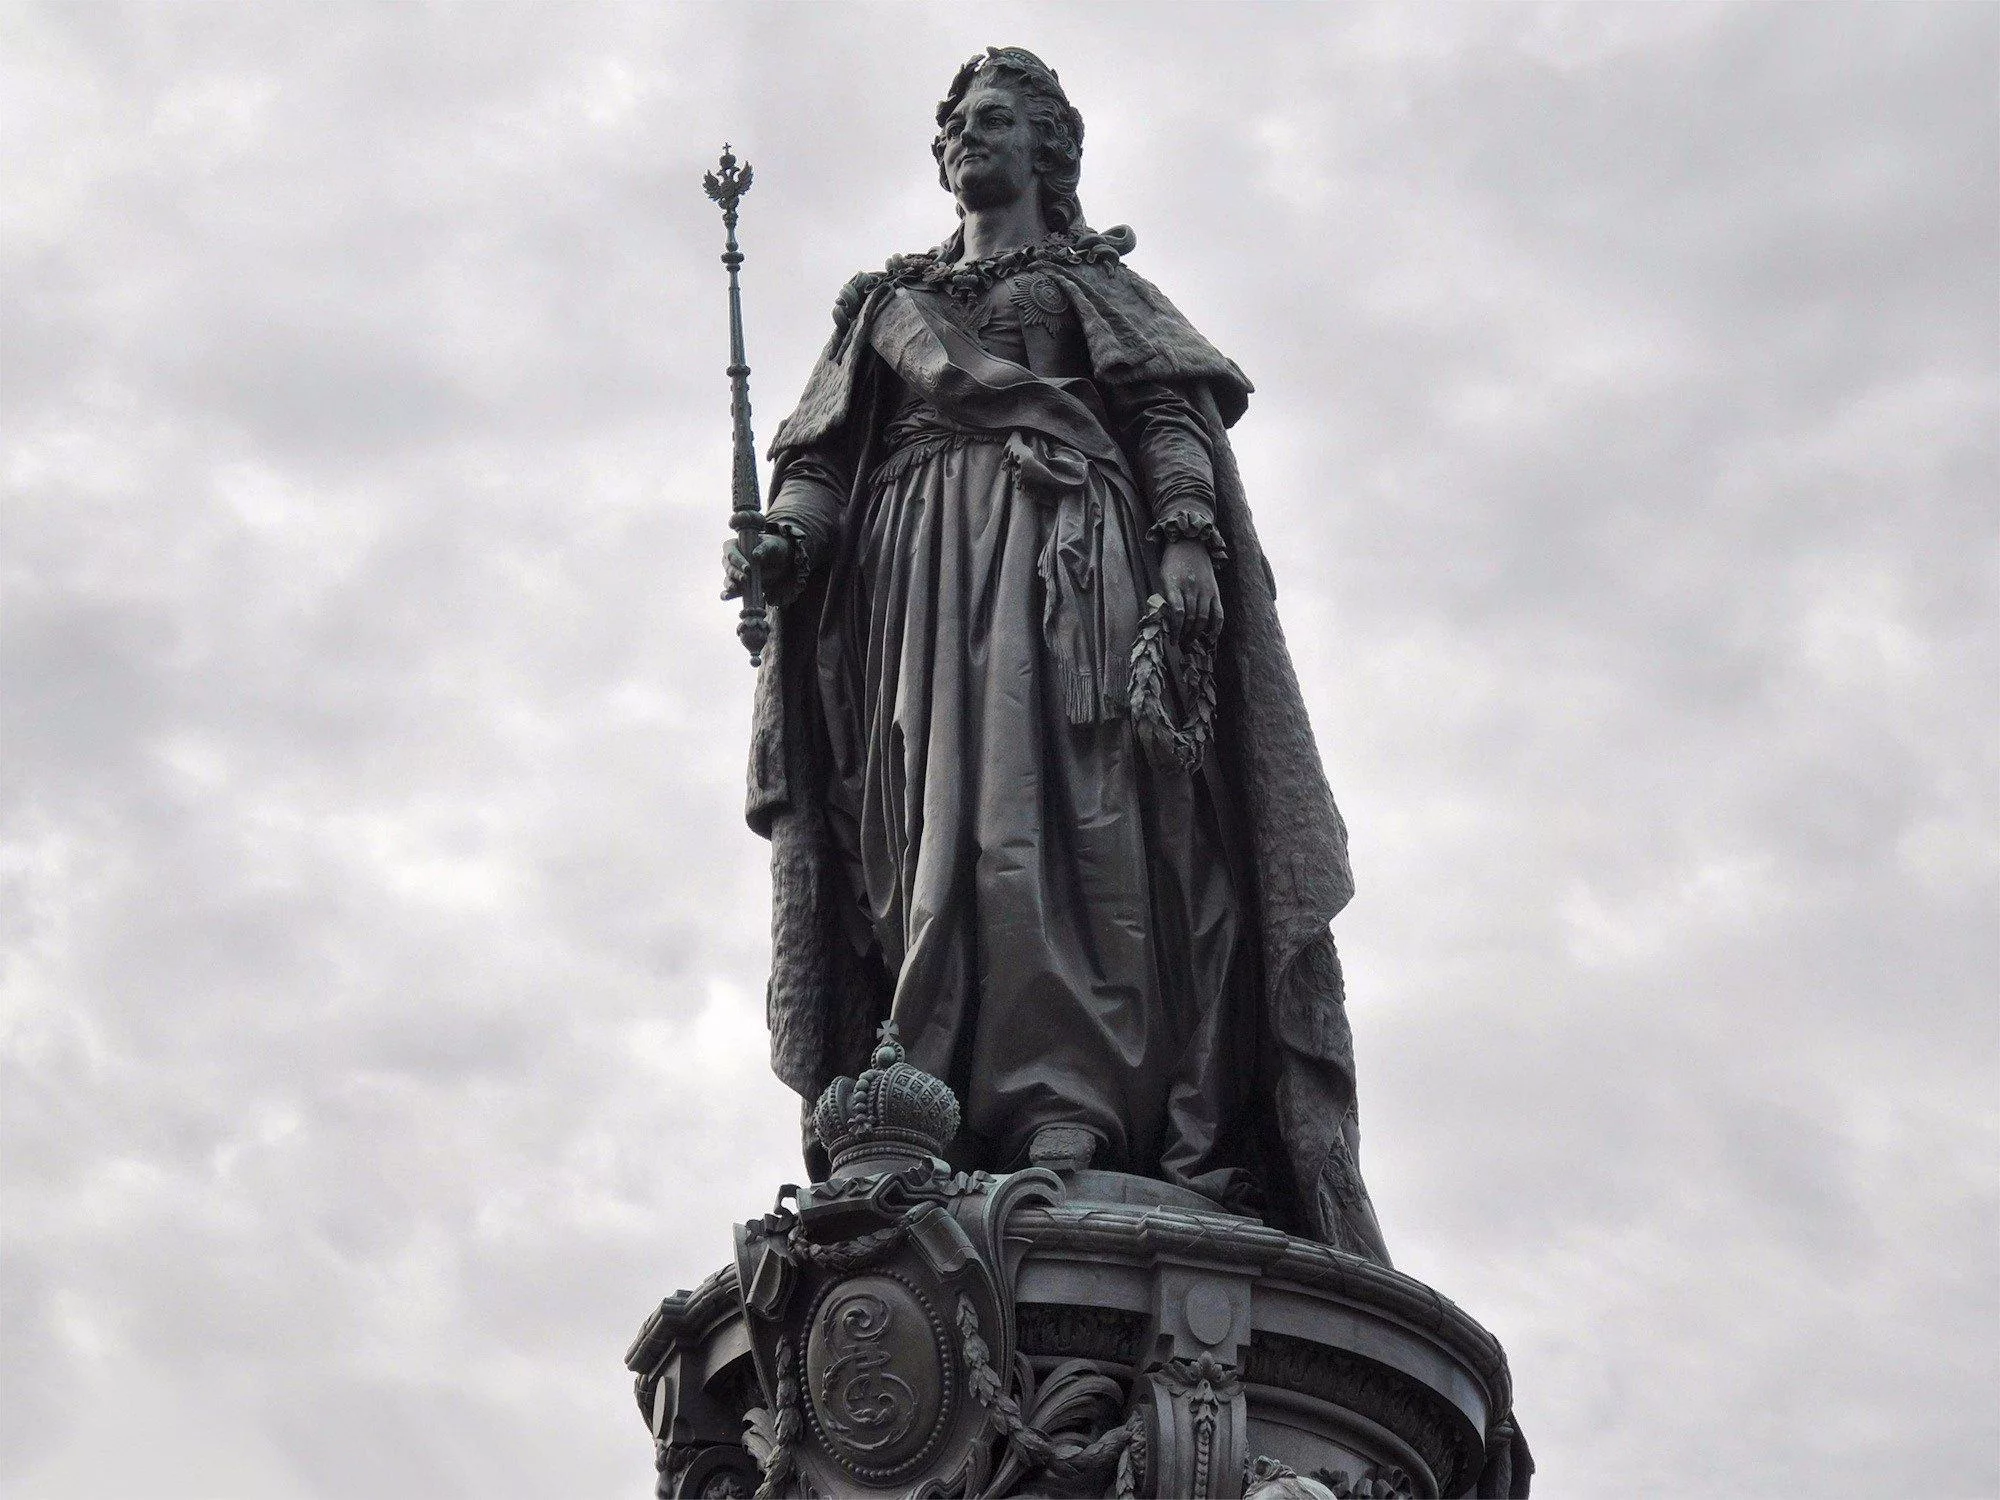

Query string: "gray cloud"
[[2, 3, 1993, 1496]]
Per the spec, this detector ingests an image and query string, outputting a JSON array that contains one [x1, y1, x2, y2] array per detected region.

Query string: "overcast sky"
[[1, 3, 1994, 1496]]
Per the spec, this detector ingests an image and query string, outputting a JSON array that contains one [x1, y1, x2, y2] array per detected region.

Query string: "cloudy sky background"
[[2, 3, 1994, 1495]]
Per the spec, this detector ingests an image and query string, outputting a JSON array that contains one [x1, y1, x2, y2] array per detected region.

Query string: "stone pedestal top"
[[629, 1169, 1528, 1498]]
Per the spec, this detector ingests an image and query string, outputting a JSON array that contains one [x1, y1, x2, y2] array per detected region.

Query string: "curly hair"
[[932, 47, 1086, 236]]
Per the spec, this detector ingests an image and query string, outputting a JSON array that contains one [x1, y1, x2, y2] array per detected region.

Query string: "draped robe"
[[746, 235, 1391, 1262]]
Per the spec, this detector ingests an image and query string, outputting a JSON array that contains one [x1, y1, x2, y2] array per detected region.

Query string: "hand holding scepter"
[[705, 145, 772, 666]]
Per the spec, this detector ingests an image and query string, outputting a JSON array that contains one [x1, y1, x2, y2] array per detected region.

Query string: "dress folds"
[[750, 236, 1393, 1261]]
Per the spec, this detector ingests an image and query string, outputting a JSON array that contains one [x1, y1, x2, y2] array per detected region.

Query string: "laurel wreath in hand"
[[1129, 594, 1218, 774]]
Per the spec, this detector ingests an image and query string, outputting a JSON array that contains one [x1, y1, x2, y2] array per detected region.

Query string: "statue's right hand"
[[721, 530, 799, 601]]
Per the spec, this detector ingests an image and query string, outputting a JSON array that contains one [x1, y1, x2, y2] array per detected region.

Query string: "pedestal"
[[628, 1170, 1529, 1498]]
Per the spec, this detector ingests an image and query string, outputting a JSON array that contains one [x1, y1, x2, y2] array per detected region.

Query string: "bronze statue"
[[646, 49, 1531, 1497], [726, 47, 1389, 1264]]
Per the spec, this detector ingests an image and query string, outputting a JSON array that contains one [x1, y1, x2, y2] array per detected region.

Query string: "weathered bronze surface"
[[728, 44, 1387, 1264], [660, 47, 1533, 1497]]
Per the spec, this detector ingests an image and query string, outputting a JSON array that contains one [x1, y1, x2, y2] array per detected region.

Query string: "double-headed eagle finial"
[[703, 143, 753, 221]]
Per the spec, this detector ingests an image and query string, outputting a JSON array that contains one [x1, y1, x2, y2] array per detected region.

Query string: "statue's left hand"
[[1160, 539, 1223, 646]]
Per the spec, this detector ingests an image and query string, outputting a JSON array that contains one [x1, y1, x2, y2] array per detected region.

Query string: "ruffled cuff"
[[1149, 506, 1229, 568]]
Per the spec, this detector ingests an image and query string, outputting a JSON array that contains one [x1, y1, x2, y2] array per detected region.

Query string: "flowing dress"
[[768, 262, 1260, 1209]]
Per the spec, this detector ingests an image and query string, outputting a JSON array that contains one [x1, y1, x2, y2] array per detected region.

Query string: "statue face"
[[940, 80, 1037, 214]]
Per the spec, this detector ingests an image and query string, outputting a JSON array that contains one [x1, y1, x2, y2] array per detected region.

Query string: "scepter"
[[703, 145, 769, 665]]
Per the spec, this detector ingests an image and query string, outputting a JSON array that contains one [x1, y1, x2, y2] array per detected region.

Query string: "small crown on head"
[[812, 1021, 961, 1173]]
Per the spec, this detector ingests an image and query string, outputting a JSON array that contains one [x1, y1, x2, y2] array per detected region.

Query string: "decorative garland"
[[749, 1335, 803, 1500], [831, 228, 1133, 335], [1129, 594, 1218, 774], [957, 1295, 1139, 1495]]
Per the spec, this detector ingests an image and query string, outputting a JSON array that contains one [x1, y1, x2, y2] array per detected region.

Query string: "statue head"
[[932, 47, 1085, 236]]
